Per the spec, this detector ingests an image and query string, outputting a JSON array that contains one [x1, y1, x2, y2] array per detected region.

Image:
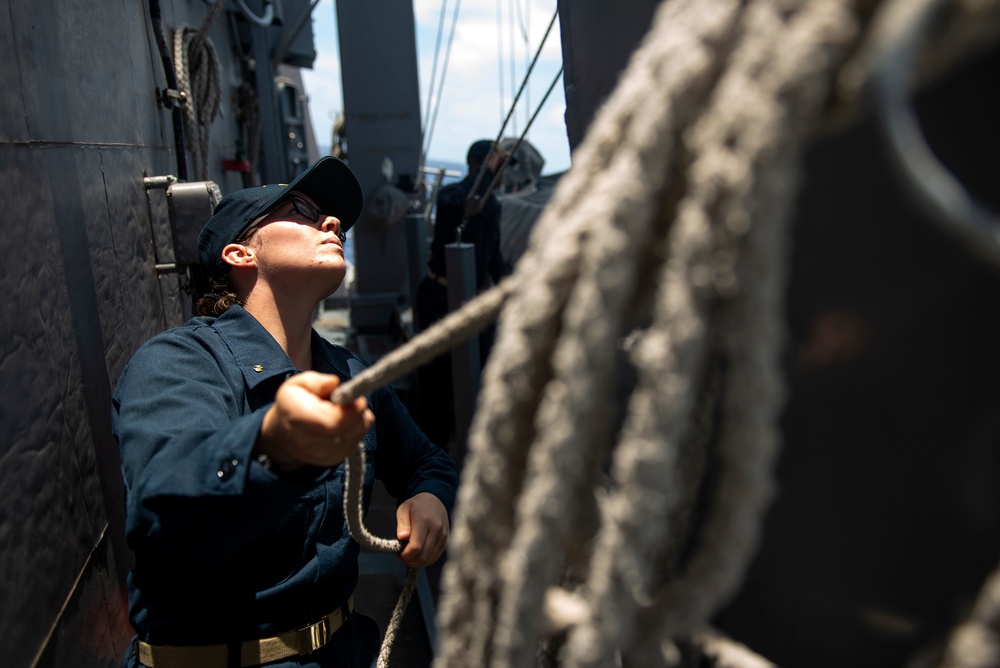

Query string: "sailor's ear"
[[221, 242, 256, 269]]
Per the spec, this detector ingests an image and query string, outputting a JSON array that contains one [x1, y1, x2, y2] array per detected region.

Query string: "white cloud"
[[303, 48, 343, 128], [301, 0, 571, 173]]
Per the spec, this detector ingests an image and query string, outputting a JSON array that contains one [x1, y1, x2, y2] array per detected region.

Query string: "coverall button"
[[218, 459, 238, 479]]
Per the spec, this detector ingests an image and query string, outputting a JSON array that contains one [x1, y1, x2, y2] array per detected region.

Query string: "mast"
[[335, 0, 423, 332]]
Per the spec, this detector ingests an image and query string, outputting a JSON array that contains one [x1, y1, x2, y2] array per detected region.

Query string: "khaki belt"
[[137, 597, 353, 668], [427, 270, 447, 286]]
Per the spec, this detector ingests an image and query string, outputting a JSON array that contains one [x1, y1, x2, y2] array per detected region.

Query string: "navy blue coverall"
[[111, 305, 458, 667]]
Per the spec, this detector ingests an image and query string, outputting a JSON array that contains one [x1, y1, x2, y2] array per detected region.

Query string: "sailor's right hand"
[[257, 372, 374, 472]]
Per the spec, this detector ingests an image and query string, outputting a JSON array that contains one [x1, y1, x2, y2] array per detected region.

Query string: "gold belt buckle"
[[295, 611, 332, 653], [309, 614, 331, 650]]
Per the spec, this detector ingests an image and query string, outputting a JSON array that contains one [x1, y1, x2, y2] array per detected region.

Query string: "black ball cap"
[[197, 156, 363, 285]]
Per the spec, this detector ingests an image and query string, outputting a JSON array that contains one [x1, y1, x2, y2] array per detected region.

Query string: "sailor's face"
[[249, 192, 347, 284]]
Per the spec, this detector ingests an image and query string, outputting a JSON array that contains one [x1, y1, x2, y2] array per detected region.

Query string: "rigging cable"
[[522, 0, 531, 134], [476, 65, 563, 204], [513, 0, 530, 41], [420, 0, 450, 167], [457, 64, 563, 237], [509, 0, 517, 136], [497, 0, 506, 127], [459, 8, 559, 225], [422, 0, 463, 169]]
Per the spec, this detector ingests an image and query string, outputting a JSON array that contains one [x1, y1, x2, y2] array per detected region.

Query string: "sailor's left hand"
[[396, 492, 450, 568]]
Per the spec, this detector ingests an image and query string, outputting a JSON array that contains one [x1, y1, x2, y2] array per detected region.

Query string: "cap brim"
[[197, 156, 364, 286], [280, 156, 364, 232]]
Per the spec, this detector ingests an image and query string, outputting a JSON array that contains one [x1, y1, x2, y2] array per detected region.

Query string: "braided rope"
[[315, 0, 1000, 665], [331, 279, 516, 664], [566, 2, 861, 663], [341, 443, 417, 668], [174, 0, 224, 181], [331, 279, 515, 406], [937, 561, 1000, 668], [343, 446, 401, 555], [434, 0, 859, 666], [379, 568, 420, 668]]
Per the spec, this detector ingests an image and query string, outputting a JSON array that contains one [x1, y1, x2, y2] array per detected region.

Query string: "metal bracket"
[[159, 87, 186, 109], [166, 181, 223, 266]]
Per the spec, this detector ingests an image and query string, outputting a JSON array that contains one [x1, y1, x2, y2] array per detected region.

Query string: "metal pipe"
[[444, 242, 479, 465], [143, 175, 178, 191]]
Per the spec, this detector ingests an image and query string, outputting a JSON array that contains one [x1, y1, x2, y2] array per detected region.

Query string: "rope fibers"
[[174, 0, 224, 182], [325, 0, 1000, 665], [437, 0, 856, 665]]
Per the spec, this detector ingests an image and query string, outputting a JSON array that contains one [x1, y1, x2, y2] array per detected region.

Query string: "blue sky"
[[300, 0, 571, 174]]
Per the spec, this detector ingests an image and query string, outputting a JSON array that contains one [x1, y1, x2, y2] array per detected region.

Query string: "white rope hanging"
[[434, 0, 856, 665], [332, 283, 514, 666]]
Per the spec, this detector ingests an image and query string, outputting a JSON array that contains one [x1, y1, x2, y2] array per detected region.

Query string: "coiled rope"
[[174, 0, 224, 181], [326, 0, 1000, 665], [430, 1, 859, 665]]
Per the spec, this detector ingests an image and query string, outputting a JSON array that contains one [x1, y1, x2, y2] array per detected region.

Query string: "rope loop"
[[173, 0, 224, 181]]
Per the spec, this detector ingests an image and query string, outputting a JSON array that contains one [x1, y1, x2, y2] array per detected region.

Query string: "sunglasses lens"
[[291, 198, 319, 222]]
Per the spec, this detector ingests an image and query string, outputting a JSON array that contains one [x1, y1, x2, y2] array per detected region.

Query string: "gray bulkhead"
[[0, 0, 321, 664]]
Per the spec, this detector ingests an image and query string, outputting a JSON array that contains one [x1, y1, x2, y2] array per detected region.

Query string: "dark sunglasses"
[[289, 197, 347, 243]]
